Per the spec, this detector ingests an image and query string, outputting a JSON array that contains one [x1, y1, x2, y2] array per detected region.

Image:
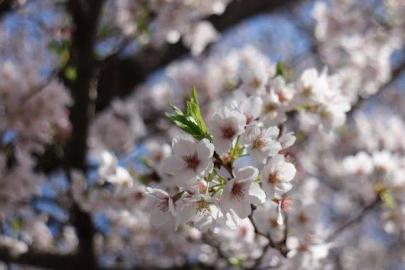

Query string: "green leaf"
[[380, 189, 396, 209], [276, 61, 287, 78], [229, 256, 244, 268], [166, 88, 211, 141], [187, 88, 208, 134], [230, 136, 244, 161]]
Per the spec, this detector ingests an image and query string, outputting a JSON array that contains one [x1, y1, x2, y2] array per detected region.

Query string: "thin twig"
[[325, 196, 381, 243]]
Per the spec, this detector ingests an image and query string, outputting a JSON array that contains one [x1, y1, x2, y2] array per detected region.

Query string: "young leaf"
[[166, 89, 211, 141], [275, 61, 287, 78]]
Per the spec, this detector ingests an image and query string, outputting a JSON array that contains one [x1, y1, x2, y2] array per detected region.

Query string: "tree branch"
[[0, 0, 26, 20], [325, 197, 381, 243], [61, 0, 106, 269], [347, 59, 405, 116], [0, 248, 79, 270]]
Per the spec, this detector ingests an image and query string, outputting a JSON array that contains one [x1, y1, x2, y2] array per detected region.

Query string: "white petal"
[[235, 166, 258, 182], [275, 182, 293, 194], [175, 170, 199, 188], [172, 138, 195, 156], [150, 209, 174, 228], [279, 162, 296, 181], [265, 126, 280, 138], [249, 182, 266, 205], [279, 132, 296, 149], [175, 204, 196, 229], [232, 197, 252, 219], [220, 181, 234, 213], [262, 181, 275, 198], [214, 138, 233, 155], [160, 156, 185, 175], [197, 138, 214, 159]]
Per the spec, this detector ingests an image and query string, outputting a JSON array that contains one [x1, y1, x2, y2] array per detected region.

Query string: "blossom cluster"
[[0, 0, 404, 269], [104, 0, 230, 54], [144, 89, 296, 231], [313, 0, 403, 101], [0, 61, 71, 209]]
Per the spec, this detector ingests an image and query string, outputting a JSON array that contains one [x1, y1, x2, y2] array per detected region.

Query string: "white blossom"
[[160, 138, 214, 188], [241, 125, 282, 164], [208, 107, 246, 155], [220, 166, 266, 218], [146, 187, 176, 229], [261, 155, 296, 198]]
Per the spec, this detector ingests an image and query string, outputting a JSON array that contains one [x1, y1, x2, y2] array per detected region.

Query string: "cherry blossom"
[[159, 138, 214, 188], [241, 125, 281, 164], [208, 107, 246, 155], [146, 187, 176, 229], [220, 166, 266, 218], [261, 155, 296, 198]]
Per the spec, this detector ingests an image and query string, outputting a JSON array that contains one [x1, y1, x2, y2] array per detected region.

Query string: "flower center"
[[231, 183, 246, 200], [303, 85, 313, 96], [253, 136, 266, 150], [197, 200, 210, 216], [239, 225, 248, 237], [298, 212, 308, 224], [183, 153, 200, 171], [264, 103, 277, 113], [268, 172, 279, 184], [221, 124, 236, 139], [250, 77, 262, 89], [277, 91, 288, 103], [157, 197, 169, 212], [245, 114, 254, 125]]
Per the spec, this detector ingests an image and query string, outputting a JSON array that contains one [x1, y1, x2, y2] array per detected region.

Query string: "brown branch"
[[0, 0, 27, 20], [95, 0, 304, 112], [0, 248, 79, 270], [64, 0, 104, 170], [61, 0, 106, 269]]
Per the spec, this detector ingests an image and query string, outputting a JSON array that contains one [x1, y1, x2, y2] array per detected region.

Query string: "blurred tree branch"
[[325, 196, 381, 243], [61, 0, 105, 269], [0, 248, 78, 270], [347, 59, 405, 116], [0, 0, 25, 20]]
